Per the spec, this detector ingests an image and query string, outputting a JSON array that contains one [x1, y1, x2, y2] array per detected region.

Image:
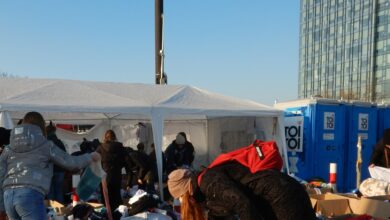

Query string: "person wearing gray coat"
[[0, 112, 101, 220]]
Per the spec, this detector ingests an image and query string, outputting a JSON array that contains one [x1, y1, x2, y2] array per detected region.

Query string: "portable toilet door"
[[377, 105, 390, 141], [282, 106, 313, 181], [311, 100, 347, 191], [275, 98, 346, 188], [344, 102, 377, 192]]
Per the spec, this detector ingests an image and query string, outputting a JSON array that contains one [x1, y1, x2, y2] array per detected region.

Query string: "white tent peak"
[[157, 85, 277, 112]]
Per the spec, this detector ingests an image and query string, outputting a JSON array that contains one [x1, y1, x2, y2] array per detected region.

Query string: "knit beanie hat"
[[167, 169, 195, 198], [175, 133, 186, 145]]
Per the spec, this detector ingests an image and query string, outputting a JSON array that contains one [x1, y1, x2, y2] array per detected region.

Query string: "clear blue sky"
[[0, 1, 300, 105]]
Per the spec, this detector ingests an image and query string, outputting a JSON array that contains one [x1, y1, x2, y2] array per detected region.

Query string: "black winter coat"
[[97, 141, 127, 180], [165, 141, 194, 173], [97, 141, 127, 211], [148, 150, 167, 181], [370, 138, 390, 168], [199, 162, 316, 220], [125, 149, 152, 186]]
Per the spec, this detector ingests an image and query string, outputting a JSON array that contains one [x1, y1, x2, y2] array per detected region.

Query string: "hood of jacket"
[[9, 124, 46, 153]]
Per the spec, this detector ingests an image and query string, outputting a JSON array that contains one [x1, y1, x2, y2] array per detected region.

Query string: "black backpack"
[[127, 194, 159, 216]]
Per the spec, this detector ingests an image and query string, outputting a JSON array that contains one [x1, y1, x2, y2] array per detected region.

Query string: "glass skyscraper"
[[299, 0, 390, 103]]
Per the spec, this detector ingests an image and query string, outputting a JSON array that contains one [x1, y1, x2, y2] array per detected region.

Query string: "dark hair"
[[23, 111, 46, 136], [72, 203, 93, 219], [103, 129, 117, 143], [137, 142, 145, 151], [80, 138, 100, 153]]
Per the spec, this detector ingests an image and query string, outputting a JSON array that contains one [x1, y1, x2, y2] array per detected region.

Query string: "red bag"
[[198, 140, 283, 185]]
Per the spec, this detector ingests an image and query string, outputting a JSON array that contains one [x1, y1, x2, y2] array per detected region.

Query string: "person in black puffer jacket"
[[96, 130, 127, 215], [168, 163, 316, 220]]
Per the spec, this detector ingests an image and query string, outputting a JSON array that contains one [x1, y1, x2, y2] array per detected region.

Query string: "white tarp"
[[0, 111, 13, 129], [0, 77, 288, 197]]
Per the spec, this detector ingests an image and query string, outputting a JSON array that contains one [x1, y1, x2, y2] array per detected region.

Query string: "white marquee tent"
[[0, 78, 288, 197]]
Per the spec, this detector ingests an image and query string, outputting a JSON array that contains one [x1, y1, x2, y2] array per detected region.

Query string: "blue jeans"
[[4, 188, 46, 220], [48, 172, 65, 203]]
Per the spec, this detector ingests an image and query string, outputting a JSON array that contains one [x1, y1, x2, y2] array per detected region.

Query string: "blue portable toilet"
[[377, 104, 390, 140], [275, 98, 347, 190], [277, 104, 312, 180], [344, 101, 377, 192]]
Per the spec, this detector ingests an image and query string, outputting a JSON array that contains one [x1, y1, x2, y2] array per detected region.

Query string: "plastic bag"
[[359, 178, 390, 197], [77, 161, 106, 201], [368, 166, 390, 182]]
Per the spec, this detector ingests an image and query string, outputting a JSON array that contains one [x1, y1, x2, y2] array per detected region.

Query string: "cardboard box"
[[310, 193, 352, 217], [87, 202, 104, 209], [44, 200, 70, 216], [306, 186, 332, 195], [347, 195, 390, 219], [310, 193, 390, 219]]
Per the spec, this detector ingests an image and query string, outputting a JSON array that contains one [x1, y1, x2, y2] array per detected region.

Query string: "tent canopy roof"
[[0, 78, 282, 120], [0, 78, 290, 198]]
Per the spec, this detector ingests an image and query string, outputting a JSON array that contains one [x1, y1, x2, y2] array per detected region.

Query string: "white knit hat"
[[175, 133, 185, 145]]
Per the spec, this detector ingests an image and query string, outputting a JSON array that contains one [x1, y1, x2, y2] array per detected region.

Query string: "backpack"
[[198, 139, 283, 185]]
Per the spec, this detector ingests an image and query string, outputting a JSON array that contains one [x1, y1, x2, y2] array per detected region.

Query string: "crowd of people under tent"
[[0, 111, 389, 220]]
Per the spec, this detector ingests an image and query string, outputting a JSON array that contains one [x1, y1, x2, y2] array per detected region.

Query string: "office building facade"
[[299, 0, 390, 103]]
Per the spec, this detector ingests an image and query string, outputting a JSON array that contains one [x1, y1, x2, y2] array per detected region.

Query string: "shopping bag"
[[76, 161, 106, 201]]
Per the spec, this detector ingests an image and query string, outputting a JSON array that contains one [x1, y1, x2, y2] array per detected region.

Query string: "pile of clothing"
[[359, 166, 390, 197]]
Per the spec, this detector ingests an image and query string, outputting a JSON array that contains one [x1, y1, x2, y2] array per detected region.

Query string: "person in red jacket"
[[167, 141, 315, 220]]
